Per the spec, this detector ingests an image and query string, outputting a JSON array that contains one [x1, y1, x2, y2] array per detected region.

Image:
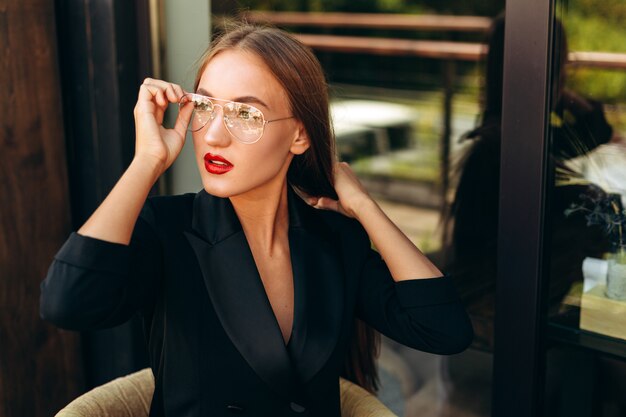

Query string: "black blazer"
[[40, 186, 473, 417]]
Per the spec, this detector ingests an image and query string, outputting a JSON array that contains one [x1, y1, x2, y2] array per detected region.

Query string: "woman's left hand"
[[305, 162, 444, 280], [305, 162, 373, 219]]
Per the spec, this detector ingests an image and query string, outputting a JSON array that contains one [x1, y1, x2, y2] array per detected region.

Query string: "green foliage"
[[568, 0, 626, 24], [564, 10, 626, 54], [567, 68, 626, 105], [240, 0, 502, 15], [404, 0, 502, 16], [563, 7, 626, 103]]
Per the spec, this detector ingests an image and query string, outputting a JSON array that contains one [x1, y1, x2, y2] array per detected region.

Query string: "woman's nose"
[[202, 107, 232, 147]]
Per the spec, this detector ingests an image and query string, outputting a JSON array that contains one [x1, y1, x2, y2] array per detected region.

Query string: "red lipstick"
[[204, 153, 233, 175]]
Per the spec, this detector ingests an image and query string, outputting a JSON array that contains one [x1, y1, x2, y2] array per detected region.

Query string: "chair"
[[55, 368, 397, 417]]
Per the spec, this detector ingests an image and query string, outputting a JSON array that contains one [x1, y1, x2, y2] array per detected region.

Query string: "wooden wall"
[[54, 0, 154, 388], [0, 1, 84, 416]]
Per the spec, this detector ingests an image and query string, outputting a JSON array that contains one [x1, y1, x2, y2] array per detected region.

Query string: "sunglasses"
[[179, 93, 294, 144]]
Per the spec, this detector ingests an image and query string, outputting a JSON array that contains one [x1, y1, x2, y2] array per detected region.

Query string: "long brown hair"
[[194, 24, 380, 393]]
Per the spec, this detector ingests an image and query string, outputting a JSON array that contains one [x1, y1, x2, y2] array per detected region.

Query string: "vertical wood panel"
[[54, 0, 153, 388], [0, 1, 84, 416]]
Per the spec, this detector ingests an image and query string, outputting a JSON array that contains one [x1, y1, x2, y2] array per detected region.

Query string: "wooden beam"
[[292, 34, 626, 70], [243, 11, 492, 32], [295, 34, 486, 61], [568, 51, 626, 70]]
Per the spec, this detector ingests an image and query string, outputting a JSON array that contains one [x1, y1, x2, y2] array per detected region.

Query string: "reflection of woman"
[[41, 25, 472, 416], [445, 14, 613, 349]]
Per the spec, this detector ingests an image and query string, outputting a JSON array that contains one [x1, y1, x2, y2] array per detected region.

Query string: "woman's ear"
[[290, 122, 310, 155]]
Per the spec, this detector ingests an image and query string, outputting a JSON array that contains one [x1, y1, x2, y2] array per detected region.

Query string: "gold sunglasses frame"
[[179, 93, 294, 144]]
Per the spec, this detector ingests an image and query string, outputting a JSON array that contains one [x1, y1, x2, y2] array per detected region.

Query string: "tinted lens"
[[180, 94, 266, 143], [191, 108, 213, 132], [180, 94, 214, 132], [223, 102, 265, 143]]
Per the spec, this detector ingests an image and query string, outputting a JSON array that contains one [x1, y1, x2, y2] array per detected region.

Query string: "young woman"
[[41, 25, 473, 417]]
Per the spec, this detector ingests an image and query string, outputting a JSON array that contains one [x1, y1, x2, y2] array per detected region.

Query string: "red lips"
[[204, 153, 233, 175]]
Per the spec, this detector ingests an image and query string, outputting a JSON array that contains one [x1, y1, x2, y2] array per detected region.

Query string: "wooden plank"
[[239, 11, 626, 69], [294, 34, 486, 61], [294, 34, 626, 70], [568, 51, 626, 70], [580, 285, 626, 341], [0, 1, 84, 416], [243, 11, 492, 32]]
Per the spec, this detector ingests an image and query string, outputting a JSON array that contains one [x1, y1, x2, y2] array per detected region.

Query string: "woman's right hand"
[[133, 78, 193, 174]]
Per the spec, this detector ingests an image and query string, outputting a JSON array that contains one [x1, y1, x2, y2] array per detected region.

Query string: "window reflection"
[[443, 13, 506, 352], [547, 1, 626, 338], [545, 0, 626, 415], [547, 15, 616, 313], [443, 6, 626, 414]]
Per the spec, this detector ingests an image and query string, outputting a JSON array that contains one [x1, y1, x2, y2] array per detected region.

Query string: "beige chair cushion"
[[56, 368, 397, 417], [339, 378, 398, 417], [55, 369, 154, 417]]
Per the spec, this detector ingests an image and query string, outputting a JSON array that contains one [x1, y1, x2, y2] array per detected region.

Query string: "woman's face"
[[192, 49, 309, 198]]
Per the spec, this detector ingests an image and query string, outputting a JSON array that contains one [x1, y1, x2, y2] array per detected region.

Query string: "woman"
[[41, 25, 472, 417]]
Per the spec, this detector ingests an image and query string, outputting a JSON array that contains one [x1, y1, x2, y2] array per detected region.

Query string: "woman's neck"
[[229, 180, 290, 254]]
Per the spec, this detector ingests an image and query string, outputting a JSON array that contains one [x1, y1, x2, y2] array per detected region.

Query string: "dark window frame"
[[494, 0, 555, 416]]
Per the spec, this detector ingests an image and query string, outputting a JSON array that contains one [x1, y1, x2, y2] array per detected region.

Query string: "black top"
[[40, 187, 473, 417]]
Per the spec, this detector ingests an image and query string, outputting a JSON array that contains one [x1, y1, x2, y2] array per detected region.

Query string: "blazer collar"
[[183, 186, 344, 399], [188, 185, 317, 245]]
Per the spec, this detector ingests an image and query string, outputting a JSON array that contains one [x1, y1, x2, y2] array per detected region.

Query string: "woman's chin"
[[199, 168, 288, 199], [201, 182, 235, 198], [201, 178, 254, 199]]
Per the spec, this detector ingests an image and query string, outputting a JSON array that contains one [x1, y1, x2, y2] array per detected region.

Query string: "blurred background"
[[2, 0, 626, 416]]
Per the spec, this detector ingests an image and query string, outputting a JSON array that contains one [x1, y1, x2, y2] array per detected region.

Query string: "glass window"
[[544, 0, 626, 415]]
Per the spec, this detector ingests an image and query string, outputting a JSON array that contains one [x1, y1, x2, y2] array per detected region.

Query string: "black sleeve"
[[354, 228, 474, 355], [39, 199, 162, 331]]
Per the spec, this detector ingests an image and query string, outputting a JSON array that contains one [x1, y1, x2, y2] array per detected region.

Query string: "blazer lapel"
[[286, 189, 344, 385], [183, 187, 344, 396], [183, 191, 298, 399]]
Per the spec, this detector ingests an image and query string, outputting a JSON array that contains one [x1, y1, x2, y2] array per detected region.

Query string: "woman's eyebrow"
[[233, 96, 270, 110], [195, 88, 270, 110]]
